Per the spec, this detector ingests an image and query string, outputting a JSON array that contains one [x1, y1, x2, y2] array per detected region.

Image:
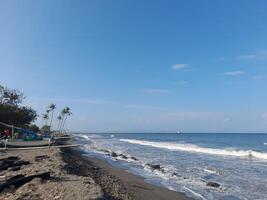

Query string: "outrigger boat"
[[0, 122, 81, 150], [1, 138, 52, 148], [0, 122, 52, 148]]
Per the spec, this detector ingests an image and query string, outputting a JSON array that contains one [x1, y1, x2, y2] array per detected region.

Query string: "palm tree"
[[60, 107, 72, 133], [59, 109, 66, 132], [56, 115, 62, 132], [48, 103, 56, 129], [42, 114, 49, 126]]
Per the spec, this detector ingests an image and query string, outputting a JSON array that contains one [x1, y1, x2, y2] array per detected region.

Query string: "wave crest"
[[120, 139, 267, 160]]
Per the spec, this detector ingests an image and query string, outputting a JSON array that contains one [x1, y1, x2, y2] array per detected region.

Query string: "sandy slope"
[[0, 148, 102, 200]]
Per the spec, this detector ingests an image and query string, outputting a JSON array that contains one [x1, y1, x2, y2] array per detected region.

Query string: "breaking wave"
[[120, 139, 267, 160]]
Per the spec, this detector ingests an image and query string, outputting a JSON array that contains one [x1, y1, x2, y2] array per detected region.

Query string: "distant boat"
[[177, 130, 182, 134]]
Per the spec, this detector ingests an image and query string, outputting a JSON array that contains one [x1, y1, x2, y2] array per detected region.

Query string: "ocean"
[[74, 133, 267, 200]]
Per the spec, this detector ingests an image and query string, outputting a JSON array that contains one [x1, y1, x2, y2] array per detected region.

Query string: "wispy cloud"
[[252, 75, 264, 80], [174, 81, 189, 85], [172, 63, 188, 70], [238, 50, 267, 60], [238, 54, 256, 60], [28, 97, 115, 105], [137, 89, 172, 94], [224, 71, 244, 76], [261, 113, 267, 121], [160, 111, 230, 121], [223, 117, 231, 123], [218, 57, 227, 61], [124, 104, 169, 111]]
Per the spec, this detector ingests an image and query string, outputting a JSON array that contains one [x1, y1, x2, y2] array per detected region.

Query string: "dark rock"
[[130, 156, 138, 161], [119, 154, 128, 159], [111, 152, 118, 157], [147, 164, 161, 170], [207, 182, 220, 188]]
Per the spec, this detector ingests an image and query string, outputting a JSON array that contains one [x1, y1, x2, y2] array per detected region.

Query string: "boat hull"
[[1, 140, 51, 148]]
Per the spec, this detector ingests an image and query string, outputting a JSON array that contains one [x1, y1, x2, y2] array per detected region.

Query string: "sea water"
[[74, 133, 267, 200]]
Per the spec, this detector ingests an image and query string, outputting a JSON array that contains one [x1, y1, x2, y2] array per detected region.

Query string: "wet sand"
[[62, 147, 192, 200]]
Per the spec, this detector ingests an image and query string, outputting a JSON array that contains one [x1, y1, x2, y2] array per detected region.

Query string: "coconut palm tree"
[[60, 107, 72, 132], [56, 115, 62, 132], [42, 114, 49, 126], [48, 103, 56, 129], [59, 109, 66, 132]]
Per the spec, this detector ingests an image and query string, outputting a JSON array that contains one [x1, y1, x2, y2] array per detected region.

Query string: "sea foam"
[[120, 139, 267, 160]]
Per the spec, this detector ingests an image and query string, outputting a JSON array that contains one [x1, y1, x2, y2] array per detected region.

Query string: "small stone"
[[207, 182, 220, 188]]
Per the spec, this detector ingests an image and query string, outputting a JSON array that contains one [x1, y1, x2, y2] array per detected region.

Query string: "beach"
[[0, 141, 191, 200]]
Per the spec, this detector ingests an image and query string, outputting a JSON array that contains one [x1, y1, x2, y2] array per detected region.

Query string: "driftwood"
[[0, 157, 29, 171], [0, 156, 19, 162], [35, 155, 49, 161], [0, 172, 50, 192]]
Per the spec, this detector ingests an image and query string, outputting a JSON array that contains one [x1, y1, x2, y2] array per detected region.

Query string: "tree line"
[[0, 84, 72, 133], [42, 104, 72, 133]]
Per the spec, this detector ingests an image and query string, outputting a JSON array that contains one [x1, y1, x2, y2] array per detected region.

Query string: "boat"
[[1, 139, 52, 148], [0, 121, 53, 148], [177, 130, 182, 134]]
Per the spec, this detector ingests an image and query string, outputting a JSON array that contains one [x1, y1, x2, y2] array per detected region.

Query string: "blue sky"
[[1, 0, 267, 132]]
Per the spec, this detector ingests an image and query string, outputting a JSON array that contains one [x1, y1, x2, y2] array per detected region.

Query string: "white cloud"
[[224, 71, 244, 76], [172, 64, 188, 70], [137, 89, 172, 94], [238, 54, 256, 60]]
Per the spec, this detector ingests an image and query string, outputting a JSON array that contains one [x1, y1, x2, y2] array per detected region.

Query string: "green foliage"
[[41, 125, 51, 133], [28, 124, 40, 132], [48, 104, 56, 110], [0, 84, 37, 131], [0, 85, 24, 105]]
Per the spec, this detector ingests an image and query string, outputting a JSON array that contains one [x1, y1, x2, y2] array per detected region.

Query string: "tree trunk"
[[61, 116, 67, 133], [49, 111, 54, 129], [59, 114, 65, 133]]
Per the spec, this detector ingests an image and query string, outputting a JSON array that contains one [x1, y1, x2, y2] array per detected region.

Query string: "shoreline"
[[62, 146, 192, 200], [0, 140, 191, 200]]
